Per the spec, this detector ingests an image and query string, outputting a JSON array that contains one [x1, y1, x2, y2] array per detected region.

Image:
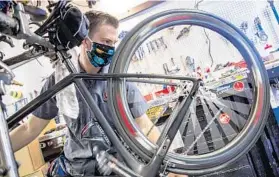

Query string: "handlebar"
[[0, 2, 55, 49]]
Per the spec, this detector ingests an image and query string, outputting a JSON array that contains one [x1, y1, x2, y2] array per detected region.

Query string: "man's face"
[[81, 23, 118, 73], [85, 23, 118, 50]]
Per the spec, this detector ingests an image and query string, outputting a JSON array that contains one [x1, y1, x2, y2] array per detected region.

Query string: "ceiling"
[[38, 0, 148, 18]]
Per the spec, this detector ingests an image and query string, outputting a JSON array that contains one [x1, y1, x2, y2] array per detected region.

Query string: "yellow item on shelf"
[[10, 91, 23, 99]]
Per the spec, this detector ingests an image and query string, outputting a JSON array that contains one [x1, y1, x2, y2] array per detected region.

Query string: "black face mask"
[[86, 40, 115, 67]]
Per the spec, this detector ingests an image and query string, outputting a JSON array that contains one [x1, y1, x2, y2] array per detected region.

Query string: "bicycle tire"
[[108, 9, 270, 175]]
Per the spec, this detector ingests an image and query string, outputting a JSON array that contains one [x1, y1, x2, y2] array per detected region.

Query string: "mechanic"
[[9, 10, 162, 176]]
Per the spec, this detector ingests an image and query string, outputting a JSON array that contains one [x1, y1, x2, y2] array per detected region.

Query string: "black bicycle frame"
[[6, 58, 199, 176]]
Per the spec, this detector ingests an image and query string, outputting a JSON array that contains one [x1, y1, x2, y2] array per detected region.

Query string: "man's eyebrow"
[[102, 38, 113, 42], [102, 37, 118, 44]]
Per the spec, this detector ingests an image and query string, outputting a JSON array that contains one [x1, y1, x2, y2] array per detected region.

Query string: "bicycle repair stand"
[[0, 73, 19, 177]]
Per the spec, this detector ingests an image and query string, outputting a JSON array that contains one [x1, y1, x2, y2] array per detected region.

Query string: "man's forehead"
[[90, 24, 117, 42], [90, 24, 117, 37]]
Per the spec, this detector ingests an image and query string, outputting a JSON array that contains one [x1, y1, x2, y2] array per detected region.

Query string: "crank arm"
[[94, 146, 142, 177]]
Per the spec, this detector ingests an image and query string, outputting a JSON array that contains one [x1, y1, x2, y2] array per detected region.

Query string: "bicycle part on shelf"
[[146, 43, 151, 54], [176, 26, 190, 40], [140, 46, 145, 59], [170, 58, 180, 72], [159, 36, 167, 49], [268, 0, 279, 24], [163, 63, 170, 75], [163, 58, 180, 75], [0, 35, 14, 47], [109, 9, 270, 175], [119, 30, 129, 40], [240, 21, 248, 34], [185, 56, 195, 73], [135, 51, 140, 61], [150, 41, 156, 53], [155, 40, 160, 49], [137, 48, 142, 60], [254, 17, 268, 42]]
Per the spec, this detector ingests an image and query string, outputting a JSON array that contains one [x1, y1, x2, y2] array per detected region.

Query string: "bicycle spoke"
[[202, 99, 230, 149], [184, 109, 222, 155]]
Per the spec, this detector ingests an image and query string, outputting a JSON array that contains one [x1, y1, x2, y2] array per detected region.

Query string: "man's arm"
[[10, 115, 50, 152], [126, 82, 161, 144], [11, 73, 58, 152], [135, 114, 160, 144]]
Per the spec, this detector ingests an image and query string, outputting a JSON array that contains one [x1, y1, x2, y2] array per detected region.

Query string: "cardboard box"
[[23, 163, 49, 177], [15, 146, 34, 176], [14, 120, 56, 176]]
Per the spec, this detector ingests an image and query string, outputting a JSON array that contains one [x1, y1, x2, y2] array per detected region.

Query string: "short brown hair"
[[85, 11, 119, 37]]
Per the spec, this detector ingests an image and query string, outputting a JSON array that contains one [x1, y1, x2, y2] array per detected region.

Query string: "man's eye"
[[106, 40, 112, 45]]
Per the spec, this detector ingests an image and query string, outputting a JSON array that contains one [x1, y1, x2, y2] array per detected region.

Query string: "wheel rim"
[[108, 9, 270, 173]]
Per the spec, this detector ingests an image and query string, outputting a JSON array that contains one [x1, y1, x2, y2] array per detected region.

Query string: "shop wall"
[[0, 39, 54, 116], [118, 0, 279, 95]]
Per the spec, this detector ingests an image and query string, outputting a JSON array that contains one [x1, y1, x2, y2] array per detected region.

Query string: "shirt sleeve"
[[32, 74, 59, 120], [126, 82, 149, 118]]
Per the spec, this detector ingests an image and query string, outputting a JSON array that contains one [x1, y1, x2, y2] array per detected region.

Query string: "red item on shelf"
[[231, 60, 247, 68], [144, 86, 176, 101], [155, 86, 175, 97], [205, 67, 210, 73], [264, 44, 272, 50]]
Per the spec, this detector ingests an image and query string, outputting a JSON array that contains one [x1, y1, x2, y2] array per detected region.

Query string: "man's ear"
[[82, 38, 90, 50]]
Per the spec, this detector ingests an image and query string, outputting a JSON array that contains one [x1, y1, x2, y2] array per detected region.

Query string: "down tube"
[[73, 78, 142, 172]]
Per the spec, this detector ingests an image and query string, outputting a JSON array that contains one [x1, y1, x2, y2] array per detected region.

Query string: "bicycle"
[[0, 0, 270, 177]]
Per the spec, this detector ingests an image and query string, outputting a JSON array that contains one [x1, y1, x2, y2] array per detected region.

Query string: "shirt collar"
[[78, 59, 110, 74]]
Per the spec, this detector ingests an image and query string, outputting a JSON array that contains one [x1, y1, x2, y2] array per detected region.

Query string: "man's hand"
[[135, 114, 160, 144]]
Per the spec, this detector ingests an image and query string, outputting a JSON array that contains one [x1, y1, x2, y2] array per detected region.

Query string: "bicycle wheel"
[[108, 9, 270, 175]]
